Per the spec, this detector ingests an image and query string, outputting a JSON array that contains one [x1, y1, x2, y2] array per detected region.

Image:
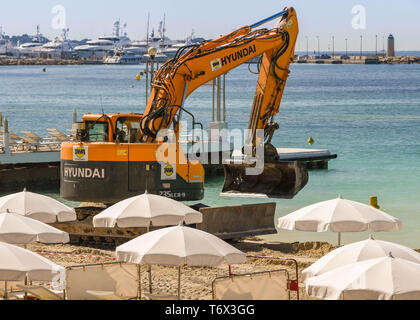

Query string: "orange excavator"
[[61, 7, 308, 204]]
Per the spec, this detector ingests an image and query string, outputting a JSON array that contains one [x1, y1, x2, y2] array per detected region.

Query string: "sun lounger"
[[4, 132, 25, 151], [8, 137, 17, 144], [47, 128, 69, 142], [143, 293, 179, 300], [9, 131, 22, 141], [85, 290, 128, 300], [47, 128, 66, 135], [20, 136, 40, 151], [21, 131, 42, 142], [0, 293, 25, 300], [16, 285, 64, 300]]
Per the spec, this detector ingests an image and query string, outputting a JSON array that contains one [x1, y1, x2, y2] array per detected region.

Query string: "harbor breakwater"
[[0, 58, 85, 66], [1, 56, 420, 66], [296, 55, 420, 65]]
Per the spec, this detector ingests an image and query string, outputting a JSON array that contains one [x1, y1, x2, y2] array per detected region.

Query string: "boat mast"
[[36, 25, 41, 42], [146, 12, 150, 48], [162, 13, 166, 48]]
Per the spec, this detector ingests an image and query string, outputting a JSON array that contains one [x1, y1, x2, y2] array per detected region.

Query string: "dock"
[[231, 148, 337, 170], [277, 148, 338, 169], [294, 55, 420, 65], [1, 103, 337, 193], [0, 115, 62, 191]]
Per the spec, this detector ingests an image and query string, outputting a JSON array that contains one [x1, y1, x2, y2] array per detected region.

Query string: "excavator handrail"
[[249, 9, 288, 29]]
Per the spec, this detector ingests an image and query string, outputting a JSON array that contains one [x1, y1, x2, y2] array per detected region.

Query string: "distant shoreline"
[[295, 55, 420, 65], [1, 56, 420, 66], [0, 58, 92, 66]]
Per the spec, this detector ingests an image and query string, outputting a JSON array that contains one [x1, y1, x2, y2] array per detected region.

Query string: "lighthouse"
[[387, 34, 395, 57]]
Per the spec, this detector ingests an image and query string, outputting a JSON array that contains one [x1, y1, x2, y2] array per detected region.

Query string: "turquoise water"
[[0, 63, 419, 247]]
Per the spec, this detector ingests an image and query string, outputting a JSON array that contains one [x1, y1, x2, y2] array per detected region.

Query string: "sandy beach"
[[21, 238, 341, 300]]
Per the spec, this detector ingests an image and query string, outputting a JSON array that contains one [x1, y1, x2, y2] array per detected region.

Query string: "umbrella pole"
[[24, 274, 28, 300], [149, 265, 152, 294], [178, 266, 181, 301], [137, 265, 141, 300], [338, 232, 341, 247]]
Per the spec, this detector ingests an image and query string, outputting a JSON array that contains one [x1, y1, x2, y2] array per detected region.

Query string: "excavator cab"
[[61, 113, 205, 204]]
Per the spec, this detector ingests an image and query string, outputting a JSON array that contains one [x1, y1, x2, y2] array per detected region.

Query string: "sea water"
[[0, 62, 419, 247]]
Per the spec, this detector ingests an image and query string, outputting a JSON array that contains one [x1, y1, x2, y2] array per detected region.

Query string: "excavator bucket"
[[221, 160, 308, 199]]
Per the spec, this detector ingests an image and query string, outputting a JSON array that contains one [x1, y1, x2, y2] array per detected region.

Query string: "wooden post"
[[3, 116, 10, 154], [223, 74, 226, 122], [178, 266, 181, 300], [216, 76, 221, 122], [212, 80, 215, 122], [145, 60, 149, 105]]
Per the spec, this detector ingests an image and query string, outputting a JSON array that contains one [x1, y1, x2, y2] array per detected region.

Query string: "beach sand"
[[23, 238, 337, 300]]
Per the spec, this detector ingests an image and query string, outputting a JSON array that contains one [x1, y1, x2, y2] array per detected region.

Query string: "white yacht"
[[121, 40, 149, 55], [133, 18, 174, 56], [74, 20, 131, 60], [159, 41, 189, 59], [40, 28, 75, 59], [158, 30, 199, 59], [16, 25, 45, 58], [103, 49, 143, 64], [104, 22, 173, 65]]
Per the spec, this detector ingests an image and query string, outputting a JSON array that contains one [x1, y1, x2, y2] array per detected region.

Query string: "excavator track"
[[51, 202, 279, 246]]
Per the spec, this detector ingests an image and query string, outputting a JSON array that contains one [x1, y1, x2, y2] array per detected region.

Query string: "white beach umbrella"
[[116, 225, 246, 300], [116, 225, 246, 266], [93, 192, 202, 228], [0, 211, 69, 244], [277, 195, 402, 245], [0, 241, 65, 282], [0, 189, 76, 223], [302, 235, 420, 282], [306, 254, 420, 300]]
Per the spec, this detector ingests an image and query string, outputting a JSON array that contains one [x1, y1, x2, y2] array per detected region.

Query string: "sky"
[[1, 0, 419, 51]]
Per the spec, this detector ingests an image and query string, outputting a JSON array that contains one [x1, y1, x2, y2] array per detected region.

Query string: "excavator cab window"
[[116, 117, 141, 143], [86, 121, 109, 142]]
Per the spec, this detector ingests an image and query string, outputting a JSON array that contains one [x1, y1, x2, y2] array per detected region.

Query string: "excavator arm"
[[140, 7, 308, 199], [140, 8, 296, 141]]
